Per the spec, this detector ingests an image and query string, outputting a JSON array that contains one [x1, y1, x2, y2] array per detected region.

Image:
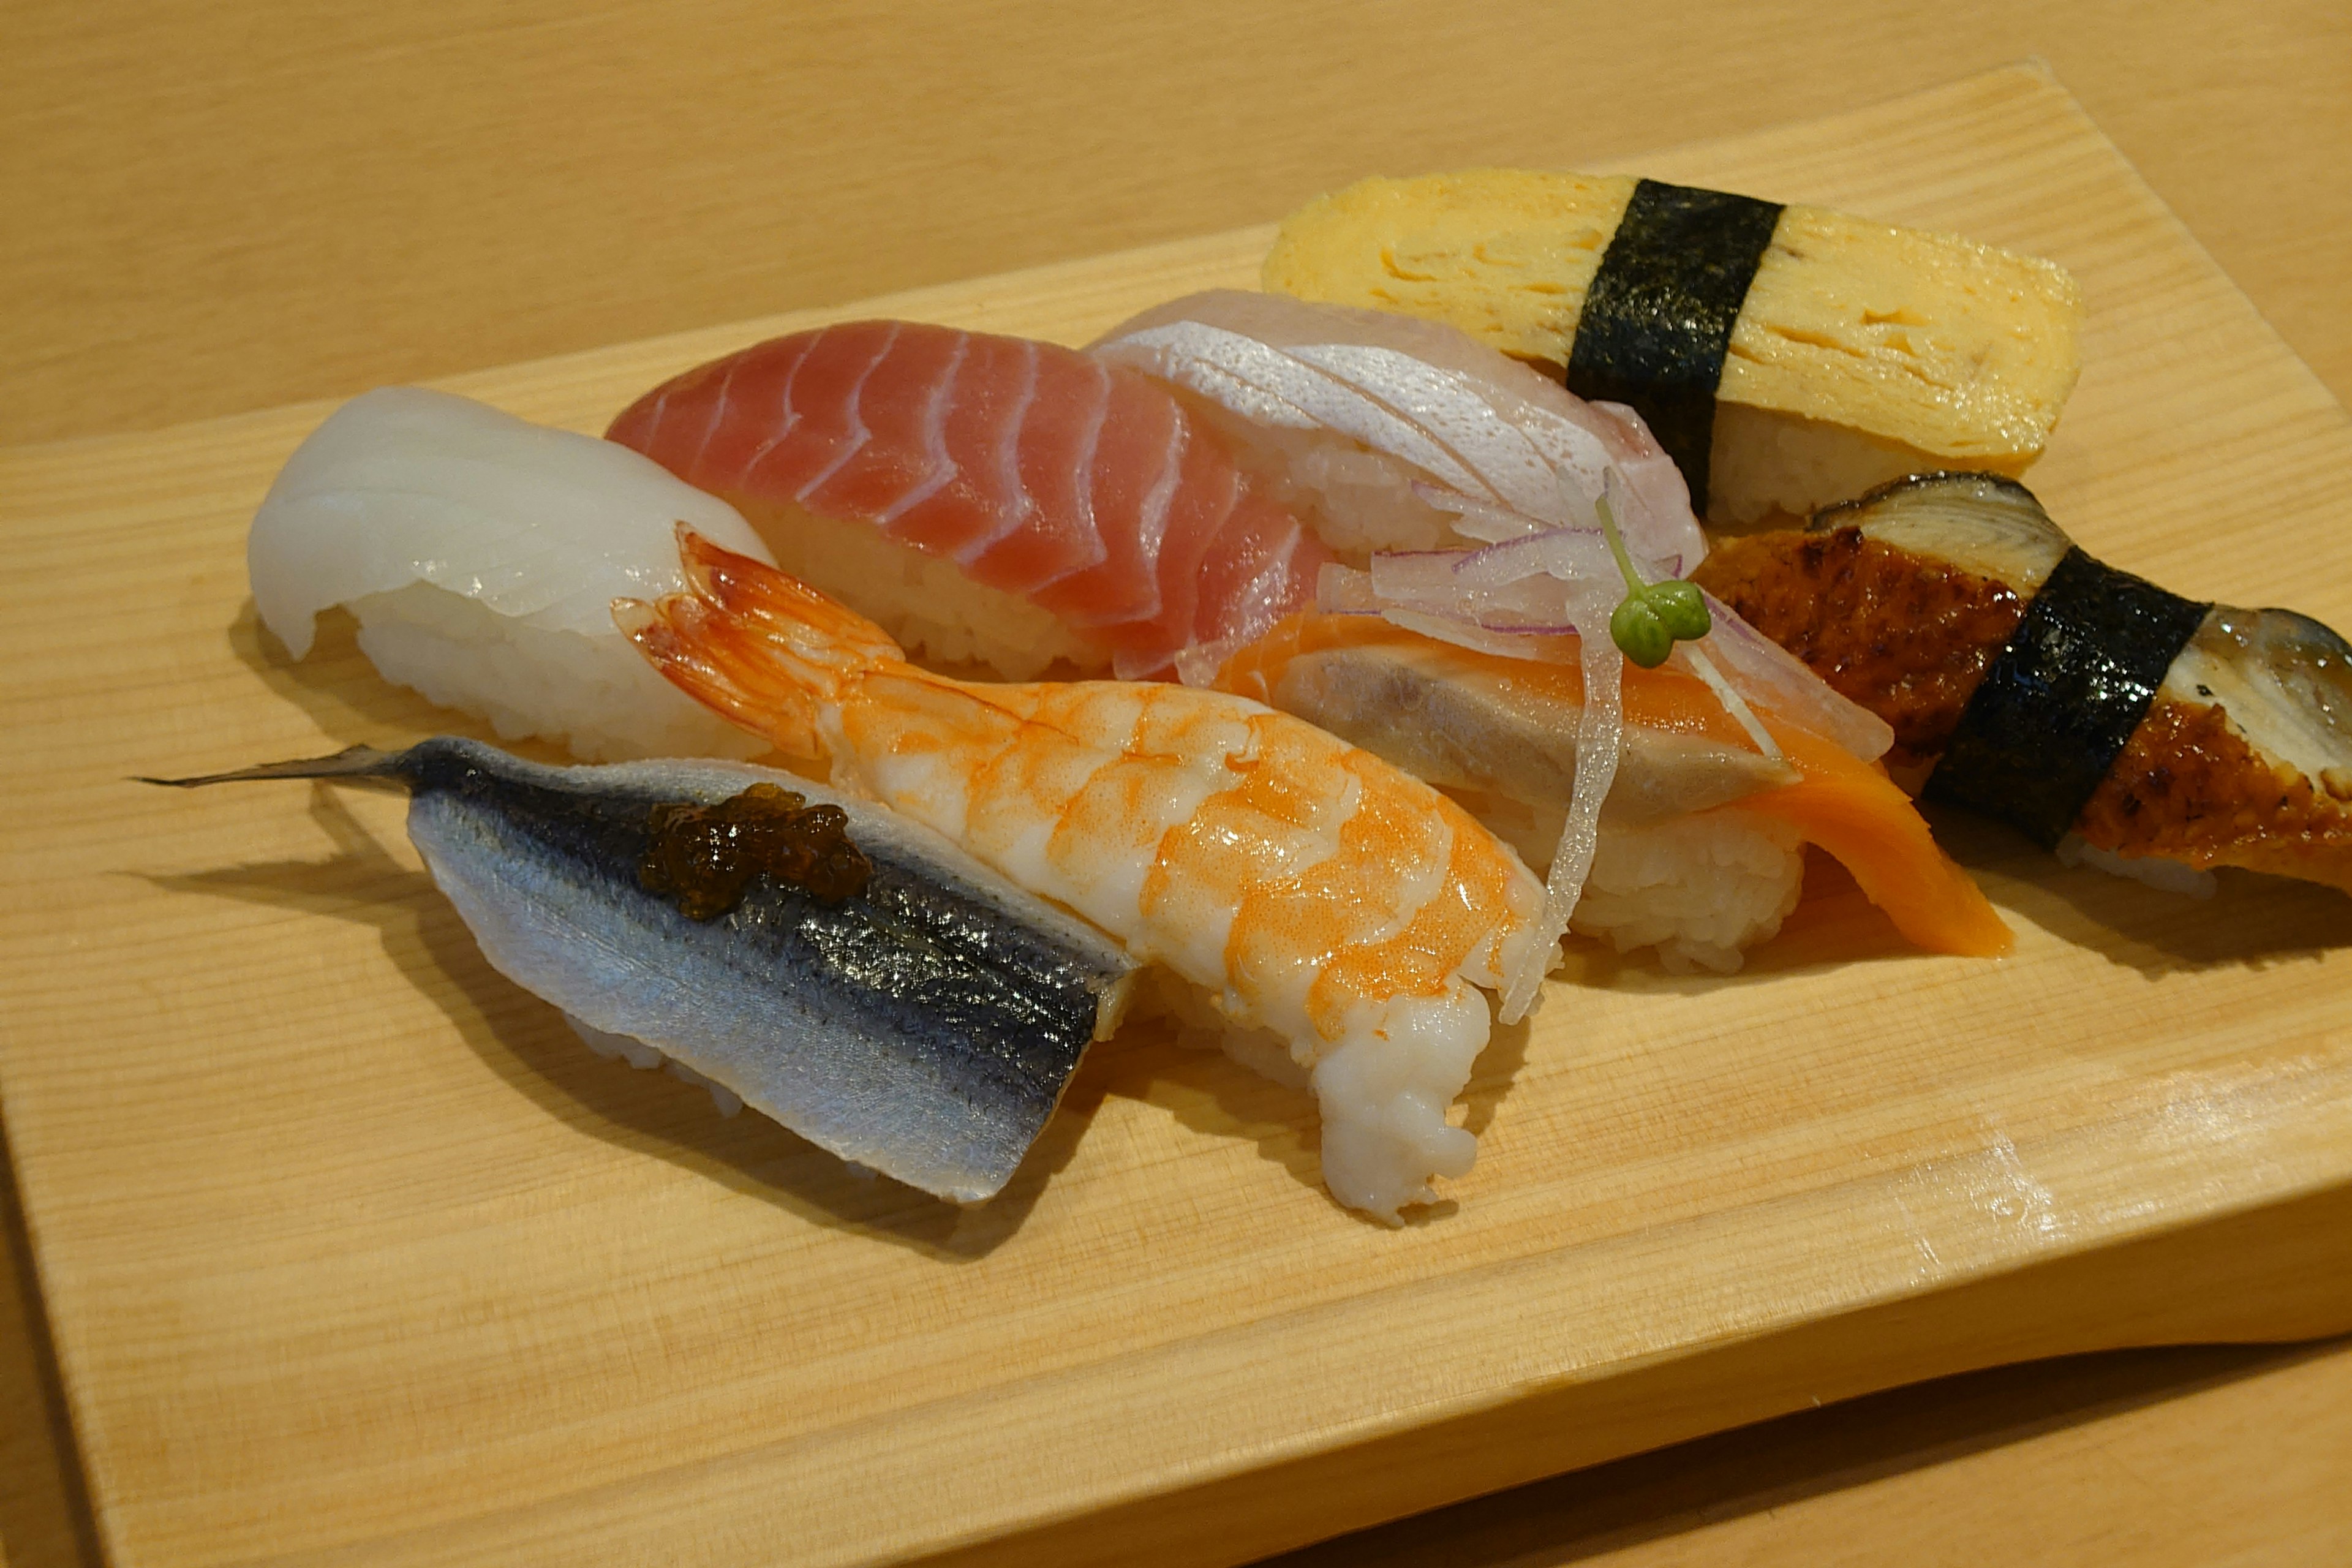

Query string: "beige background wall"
[[5, 2, 2349, 442]]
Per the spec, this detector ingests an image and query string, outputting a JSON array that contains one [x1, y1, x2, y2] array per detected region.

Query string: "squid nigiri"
[[619, 529, 1553, 1220], [249, 386, 781, 761], [1692, 473, 2352, 897]]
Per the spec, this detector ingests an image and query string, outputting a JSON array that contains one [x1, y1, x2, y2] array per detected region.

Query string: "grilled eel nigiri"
[[1691, 473, 2352, 895]]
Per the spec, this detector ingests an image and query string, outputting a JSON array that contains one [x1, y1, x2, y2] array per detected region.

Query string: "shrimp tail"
[[616, 525, 908, 761]]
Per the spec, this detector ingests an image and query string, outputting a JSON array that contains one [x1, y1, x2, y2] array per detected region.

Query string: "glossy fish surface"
[[1090, 289, 1705, 570], [149, 738, 1137, 1201], [1215, 611, 2010, 961], [1694, 473, 2352, 894], [605, 320, 1330, 679]]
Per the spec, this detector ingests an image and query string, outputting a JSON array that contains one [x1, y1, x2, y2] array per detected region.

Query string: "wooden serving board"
[[3, 64, 2350, 1568]]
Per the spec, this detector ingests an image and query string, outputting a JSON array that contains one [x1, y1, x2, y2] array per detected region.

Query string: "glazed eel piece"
[[1691, 473, 2352, 894]]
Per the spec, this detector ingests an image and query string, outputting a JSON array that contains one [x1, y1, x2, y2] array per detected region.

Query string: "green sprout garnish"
[[1598, 492, 1710, 667]]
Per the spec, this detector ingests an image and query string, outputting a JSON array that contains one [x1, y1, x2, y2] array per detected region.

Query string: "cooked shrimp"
[[618, 528, 1551, 1219]]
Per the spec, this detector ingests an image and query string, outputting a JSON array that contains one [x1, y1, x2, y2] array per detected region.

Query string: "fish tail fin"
[[616, 526, 907, 763], [137, 745, 411, 790]]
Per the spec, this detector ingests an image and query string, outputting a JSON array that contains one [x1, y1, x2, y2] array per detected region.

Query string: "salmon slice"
[[1221, 612, 2011, 958], [608, 321, 1330, 678]]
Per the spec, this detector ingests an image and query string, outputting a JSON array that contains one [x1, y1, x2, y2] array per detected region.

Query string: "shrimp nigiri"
[[619, 529, 1551, 1220]]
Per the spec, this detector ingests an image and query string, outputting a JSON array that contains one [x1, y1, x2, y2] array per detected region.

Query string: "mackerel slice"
[[149, 737, 1136, 1202]]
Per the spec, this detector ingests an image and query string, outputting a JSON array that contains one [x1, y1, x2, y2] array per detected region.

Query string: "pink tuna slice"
[[606, 321, 1331, 679]]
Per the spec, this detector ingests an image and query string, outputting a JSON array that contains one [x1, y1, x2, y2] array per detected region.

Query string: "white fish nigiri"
[[249, 386, 782, 760], [1091, 289, 1706, 570]]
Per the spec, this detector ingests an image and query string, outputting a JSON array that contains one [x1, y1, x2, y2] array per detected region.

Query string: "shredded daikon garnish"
[[1681, 646, 1783, 763], [1501, 611, 1623, 1022]]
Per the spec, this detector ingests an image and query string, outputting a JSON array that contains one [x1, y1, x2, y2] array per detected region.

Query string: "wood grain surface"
[[4, 7, 2351, 1566]]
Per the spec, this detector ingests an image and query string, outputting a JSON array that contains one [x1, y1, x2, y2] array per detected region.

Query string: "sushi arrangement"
[[156, 162, 2348, 1221]]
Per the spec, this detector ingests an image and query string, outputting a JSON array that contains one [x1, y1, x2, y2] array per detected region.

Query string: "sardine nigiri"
[[1694, 472, 2352, 898], [148, 739, 1136, 1202]]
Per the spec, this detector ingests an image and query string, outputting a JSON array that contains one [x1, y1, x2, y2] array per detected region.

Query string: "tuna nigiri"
[[606, 322, 1331, 680]]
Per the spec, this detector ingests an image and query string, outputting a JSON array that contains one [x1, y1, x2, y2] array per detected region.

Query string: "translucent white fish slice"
[[1093, 290, 1704, 568]]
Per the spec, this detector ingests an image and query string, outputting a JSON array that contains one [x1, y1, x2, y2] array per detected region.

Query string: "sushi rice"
[[1459, 793, 1806, 973]]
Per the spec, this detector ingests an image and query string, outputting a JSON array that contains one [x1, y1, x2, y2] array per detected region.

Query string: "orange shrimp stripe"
[[630, 540, 1544, 1041]]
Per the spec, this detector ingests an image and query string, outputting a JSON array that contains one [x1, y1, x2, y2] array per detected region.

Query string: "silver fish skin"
[[148, 738, 1137, 1202]]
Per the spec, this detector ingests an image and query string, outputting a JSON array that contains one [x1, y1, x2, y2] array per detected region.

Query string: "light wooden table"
[[2, 4, 2348, 1564]]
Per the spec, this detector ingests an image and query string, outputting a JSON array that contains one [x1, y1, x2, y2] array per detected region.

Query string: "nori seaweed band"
[[1924, 548, 2212, 847], [1566, 179, 1785, 513]]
